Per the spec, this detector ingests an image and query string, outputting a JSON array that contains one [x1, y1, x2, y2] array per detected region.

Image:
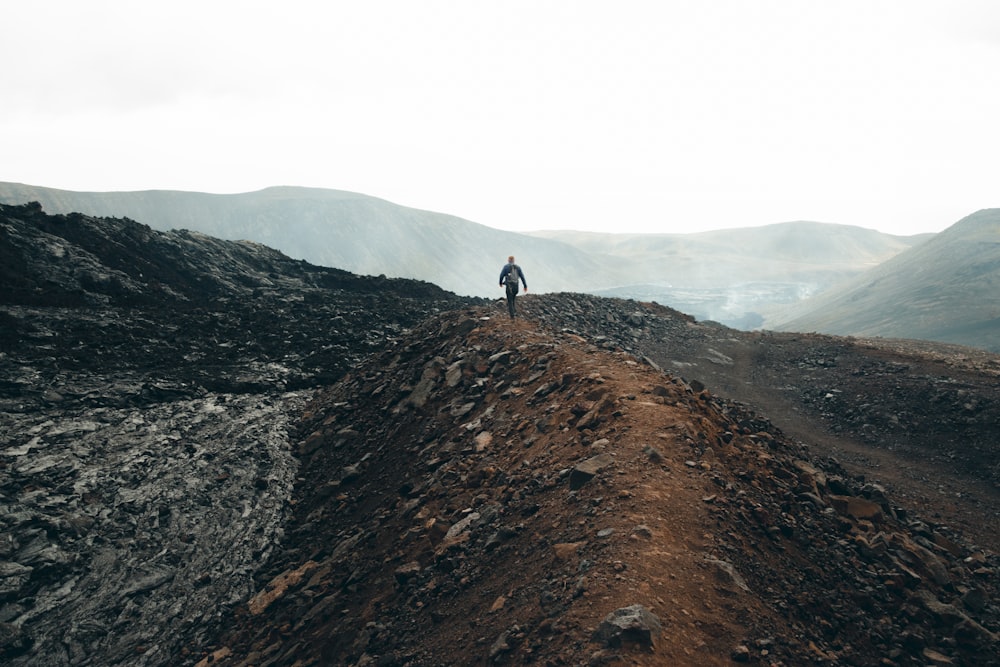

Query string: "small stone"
[[569, 453, 614, 490], [474, 431, 492, 451], [445, 361, 463, 387], [631, 524, 653, 539], [642, 445, 664, 463], [704, 558, 750, 593], [553, 542, 586, 561], [829, 495, 883, 521], [731, 644, 751, 662], [922, 648, 954, 665], [394, 561, 421, 585], [443, 512, 481, 542], [592, 604, 662, 648]]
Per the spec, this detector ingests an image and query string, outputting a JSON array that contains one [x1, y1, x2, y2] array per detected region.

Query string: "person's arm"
[[499, 265, 508, 287], [519, 267, 527, 291]]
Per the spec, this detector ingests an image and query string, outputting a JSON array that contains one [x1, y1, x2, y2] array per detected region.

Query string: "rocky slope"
[[2, 202, 998, 665], [203, 308, 998, 666], [0, 202, 479, 665], [521, 294, 1000, 502]]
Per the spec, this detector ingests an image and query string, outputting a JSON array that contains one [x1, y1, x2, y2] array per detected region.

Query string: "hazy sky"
[[2, 1, 998, 235]]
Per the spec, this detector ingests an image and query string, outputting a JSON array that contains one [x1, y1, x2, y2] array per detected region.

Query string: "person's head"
[[508, 255, 515, 264]]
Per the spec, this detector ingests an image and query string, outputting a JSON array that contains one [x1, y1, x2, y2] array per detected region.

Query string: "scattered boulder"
[[704, 557, 750, 594], [592, 604, 662, 649], [570, 453, 614, 490]]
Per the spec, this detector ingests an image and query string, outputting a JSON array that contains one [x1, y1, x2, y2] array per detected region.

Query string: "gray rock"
[[631, 524, 653, 539], [704, 557, 750, 593], [445, 361, 464, 387], [0, 622, 29, 658], [569, 453, 614, 490], [404, 367, 440, 409], [592, 604, 662, 648], [0, 391, 311, 667], [444, 512, 481, 541], [642, 445, 664, 463], [0, 563, 32, 597]]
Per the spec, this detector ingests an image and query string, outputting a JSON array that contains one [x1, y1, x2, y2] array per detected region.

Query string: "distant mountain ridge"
[[768, 208, 1000, 352], [529, 221, 927, 287], [0, 181, 930, 329], [530, 222, 929, 328], [0, 183, 611, 298]]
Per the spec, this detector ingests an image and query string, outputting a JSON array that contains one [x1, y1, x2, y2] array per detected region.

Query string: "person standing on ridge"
[[499, 255, 527, 319]]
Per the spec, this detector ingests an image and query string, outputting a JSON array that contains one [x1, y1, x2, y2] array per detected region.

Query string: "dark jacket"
[[499, 263, 526, 290]]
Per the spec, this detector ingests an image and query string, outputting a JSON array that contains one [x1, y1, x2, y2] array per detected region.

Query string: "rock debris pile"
[[517, 294, 1000, 547], [206, 310, 998, 666], [1, 391, 308, 665], [2, 202, 998, 665], [0, 203, 477, 666]]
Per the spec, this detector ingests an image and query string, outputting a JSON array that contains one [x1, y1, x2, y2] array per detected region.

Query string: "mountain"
[[530, 221, 924, 286], [2, 203, 998, 665], [767, 209, 1000, 352], [0, 182, 621, 299], [0, 183, 926, 328], [530, 223, 930, 327]]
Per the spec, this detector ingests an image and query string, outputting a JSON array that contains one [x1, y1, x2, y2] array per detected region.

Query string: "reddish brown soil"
[[203, 307, 1000, 666]]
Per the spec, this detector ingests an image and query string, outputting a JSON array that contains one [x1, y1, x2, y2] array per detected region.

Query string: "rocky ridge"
[[1, 202, 997, 665], [516, 295, 1000, 551], [0, 202, 478, 665], [204, 309, 999, 666]]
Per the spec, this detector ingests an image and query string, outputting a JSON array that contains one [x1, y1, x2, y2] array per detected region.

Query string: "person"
[[499, 255, 527, 319]]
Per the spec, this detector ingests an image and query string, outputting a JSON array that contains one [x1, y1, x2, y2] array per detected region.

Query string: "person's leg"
[[507, 291, 516, 318]]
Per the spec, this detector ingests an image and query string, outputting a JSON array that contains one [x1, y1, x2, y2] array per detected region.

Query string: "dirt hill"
[[517, 294, 1000, 554], [2, 203, 998, 666], [202, 308, 999, 666]]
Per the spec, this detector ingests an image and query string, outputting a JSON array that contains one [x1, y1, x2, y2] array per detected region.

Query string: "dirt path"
[[668, 328, 1000, 552]]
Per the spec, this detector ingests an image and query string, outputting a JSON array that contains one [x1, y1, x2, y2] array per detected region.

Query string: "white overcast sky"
[[2, 1, 998, 235]]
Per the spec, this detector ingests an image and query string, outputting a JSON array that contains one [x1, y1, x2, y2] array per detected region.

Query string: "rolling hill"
[[767, 208, 1000, 352], [529, 221, 924, 287], [0, 183, 617, 298], [0, 182, 931, 328], [530, 223, 929, 327]]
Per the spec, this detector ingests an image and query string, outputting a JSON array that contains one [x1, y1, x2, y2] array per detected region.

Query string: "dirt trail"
[[639, 323, 1000, 553]]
